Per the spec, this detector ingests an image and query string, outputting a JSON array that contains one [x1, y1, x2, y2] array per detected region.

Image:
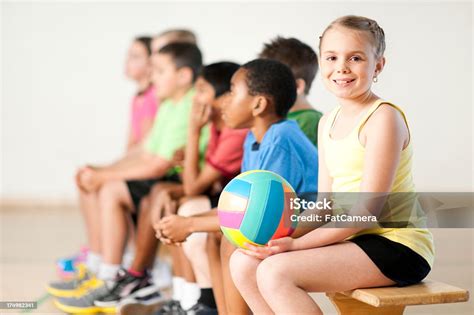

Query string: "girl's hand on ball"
[[267, 237, 295, 253], [240, 237, 294, 260]]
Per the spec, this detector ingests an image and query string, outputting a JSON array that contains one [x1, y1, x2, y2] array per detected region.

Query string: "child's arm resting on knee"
[[95, 150, 173, 182]]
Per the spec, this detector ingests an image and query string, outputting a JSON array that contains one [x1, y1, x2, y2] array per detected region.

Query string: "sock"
[[85, 251, 101, 275], [198, 288, 216, 309], [180, 281, 201, 310], [151, 260, 172, 289], [127, 268, 144, 278], [97, 263, 120, 280], [172, 277, 185, 301], [122, 246, 135, 269]]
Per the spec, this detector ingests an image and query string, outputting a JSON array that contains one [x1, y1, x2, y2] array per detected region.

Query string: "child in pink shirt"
[[125, 36, 158, 150], [52, 36, 157, 280]]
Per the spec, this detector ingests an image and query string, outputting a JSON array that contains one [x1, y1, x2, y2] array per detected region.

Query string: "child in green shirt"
[[259, 36, 323, 146]]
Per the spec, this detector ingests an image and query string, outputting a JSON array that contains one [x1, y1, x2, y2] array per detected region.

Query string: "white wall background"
[[1, 1, 472, 200]]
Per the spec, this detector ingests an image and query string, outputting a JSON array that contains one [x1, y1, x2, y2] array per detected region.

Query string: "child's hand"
[[155, 225, 183, 247], [157, 214, 192, 243], [190, 102, 212, 130], [155, 231, 183, 247], [77, 166, 103, 192], [171, 147, 185, 167], [239, 237, 295, 260]]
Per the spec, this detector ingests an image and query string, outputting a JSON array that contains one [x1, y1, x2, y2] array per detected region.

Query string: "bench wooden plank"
[[328, 280, 469, 307], [328, 293, 406, 315]]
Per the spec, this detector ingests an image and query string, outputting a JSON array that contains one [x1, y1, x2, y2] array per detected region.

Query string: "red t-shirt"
[[205, 124, 248, 184]]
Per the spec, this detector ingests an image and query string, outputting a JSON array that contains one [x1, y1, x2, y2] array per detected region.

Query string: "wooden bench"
[[326, 280, 469, 314]]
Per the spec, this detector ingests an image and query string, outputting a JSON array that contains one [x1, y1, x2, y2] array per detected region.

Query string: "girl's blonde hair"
[[320, 15, 386, 58]]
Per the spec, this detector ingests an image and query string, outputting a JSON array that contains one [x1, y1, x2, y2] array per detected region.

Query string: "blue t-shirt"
[[241, 120, 318, 194]]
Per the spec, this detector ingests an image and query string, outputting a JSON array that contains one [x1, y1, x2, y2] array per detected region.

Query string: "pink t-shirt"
[[205, 124, 248, 185], [130, 85, 158, 143]]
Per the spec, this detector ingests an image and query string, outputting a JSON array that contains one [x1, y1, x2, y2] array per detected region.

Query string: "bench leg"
[[328, 293, 405, 315]]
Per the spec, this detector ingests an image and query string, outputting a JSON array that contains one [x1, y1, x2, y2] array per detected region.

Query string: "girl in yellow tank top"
[[229, 16, 435, 315]]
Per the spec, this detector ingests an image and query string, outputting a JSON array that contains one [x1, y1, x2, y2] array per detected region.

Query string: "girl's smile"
[[332, 77, 357, 88]]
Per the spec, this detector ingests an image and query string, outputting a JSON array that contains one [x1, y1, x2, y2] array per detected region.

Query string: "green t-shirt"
[[144, 89, 209, 174], [287, 109, 323, 147], [145, 89, 194, 159]]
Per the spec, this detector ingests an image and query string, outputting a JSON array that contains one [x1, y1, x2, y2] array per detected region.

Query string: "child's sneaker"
[[55, 246, 89, 280], [46, 264, 101, 298], [56, 258, 76, 280], [94, 269, 163, 308], [118, 289, 169, 315], [153, 300, 186, 315], [53, 283, 115, 314], [185, 302, 218, 315]]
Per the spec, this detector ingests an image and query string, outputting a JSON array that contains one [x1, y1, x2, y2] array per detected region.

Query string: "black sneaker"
[[94, 269, 159, 308], [153, 300, 186, 315], [118, 289, 168, 315], [186, 302, 218, 315]]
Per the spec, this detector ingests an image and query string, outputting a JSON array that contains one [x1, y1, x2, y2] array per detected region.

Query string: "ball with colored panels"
[[218, 170, 298, 249]]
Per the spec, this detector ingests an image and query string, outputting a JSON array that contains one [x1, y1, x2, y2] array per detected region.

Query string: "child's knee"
[[98, 180, 131, 211], [182, 232, 207, 256], [229, 250, 256, 285], [98, 181, 120, 204], [177, 196, 210, 217], [149, 183, 167, 198], [256, 256, 287, 291], [220, 238, 236, 259]]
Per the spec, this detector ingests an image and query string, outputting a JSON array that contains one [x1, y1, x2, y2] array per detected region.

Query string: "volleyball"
[[218, 170, 298, 249]]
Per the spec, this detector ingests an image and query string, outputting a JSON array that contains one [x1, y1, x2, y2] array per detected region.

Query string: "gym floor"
[[1, 205, 473, 314]]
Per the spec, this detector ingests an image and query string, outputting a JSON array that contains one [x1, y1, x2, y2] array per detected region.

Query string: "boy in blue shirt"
[[220, 58, 318, 313], [156, 59, 318, 314]]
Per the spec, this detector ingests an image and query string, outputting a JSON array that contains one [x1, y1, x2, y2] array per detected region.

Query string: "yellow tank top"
[[323, 99, 435, 267]]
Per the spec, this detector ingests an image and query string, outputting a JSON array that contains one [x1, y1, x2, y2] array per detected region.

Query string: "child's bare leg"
[[169, 246, 184, 278], [98, 180, 133, 267], [221, 238, 250, 315], [131, 182, 182, 272], [179, 197, 212, 287], [176, 246, 195, 282], [206, 232, 227, 315], [182, 233, 210, 287], [167, 200, 197, 308], [256, 242, 395, 314], [229, 251, 273, 314], [78, 189, 101, 254], [126, 216, 136, 253], [129, 196, 160, 272]]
